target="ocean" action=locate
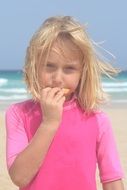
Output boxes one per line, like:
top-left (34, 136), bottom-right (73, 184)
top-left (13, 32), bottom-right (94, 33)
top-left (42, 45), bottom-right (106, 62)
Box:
top-left (0, 70), bottom-right (127, 110)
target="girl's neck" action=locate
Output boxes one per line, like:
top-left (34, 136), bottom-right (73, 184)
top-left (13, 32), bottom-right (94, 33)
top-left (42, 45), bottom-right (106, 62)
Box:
top-left (63, 93), bottom-right (77, 111)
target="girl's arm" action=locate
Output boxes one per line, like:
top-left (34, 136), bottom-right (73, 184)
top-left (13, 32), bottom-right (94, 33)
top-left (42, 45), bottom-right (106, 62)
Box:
top-left (9, 121), bottom-right (58, 188)
top-left (103, 179), bottom-right (124, 190)
top-left (7, 87), bottom-right (65, 188)
top-left (96, 112), bottom-right (124, 189)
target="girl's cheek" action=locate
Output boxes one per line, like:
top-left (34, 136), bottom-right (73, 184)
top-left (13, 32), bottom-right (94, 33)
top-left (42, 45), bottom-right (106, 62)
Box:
top-left (43, 75), bottom-right (52, 86)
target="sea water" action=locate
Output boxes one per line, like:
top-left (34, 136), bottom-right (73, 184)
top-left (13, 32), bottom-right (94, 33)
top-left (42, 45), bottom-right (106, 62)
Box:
top-left (0, 70), bottom-right (127, 109)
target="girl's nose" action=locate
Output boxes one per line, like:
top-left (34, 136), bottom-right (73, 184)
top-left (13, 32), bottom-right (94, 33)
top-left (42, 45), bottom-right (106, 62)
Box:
top-left (51, 70), bottom-right (63, 86)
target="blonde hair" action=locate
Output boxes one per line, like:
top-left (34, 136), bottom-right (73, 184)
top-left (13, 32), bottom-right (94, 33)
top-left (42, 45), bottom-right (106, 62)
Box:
top-left (24, 16), bottom-right (118, 113)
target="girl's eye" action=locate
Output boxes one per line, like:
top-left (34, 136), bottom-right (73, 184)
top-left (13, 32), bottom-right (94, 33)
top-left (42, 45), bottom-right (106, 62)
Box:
top-left (47, 64), bottom-right (54, 68)
top-left (64, 67), bottom-right (76, 73)
top-left (45, 64), bottom-right (56, 71)
top-left (67, 67), bottom-right (74, 69)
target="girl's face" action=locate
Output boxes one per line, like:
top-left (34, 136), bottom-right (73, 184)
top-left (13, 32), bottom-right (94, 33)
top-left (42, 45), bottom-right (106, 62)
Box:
top-left (39, 39), bottom-right (83, 100)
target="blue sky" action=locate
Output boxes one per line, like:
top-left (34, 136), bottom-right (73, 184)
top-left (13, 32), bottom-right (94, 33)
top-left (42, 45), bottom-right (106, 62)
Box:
top-left (0, 0), bottom-right (127, 70)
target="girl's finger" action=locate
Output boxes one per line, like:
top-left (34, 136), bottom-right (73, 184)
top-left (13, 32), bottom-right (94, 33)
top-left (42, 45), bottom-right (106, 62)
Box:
top-left (57, 95), bottom-right (66, 106)
top-left (40, 87), bottom-right (51, 99)
top-left (46, 87), bottom-right (61, 99)
top-left (53, 90), bottom-right (65, 102)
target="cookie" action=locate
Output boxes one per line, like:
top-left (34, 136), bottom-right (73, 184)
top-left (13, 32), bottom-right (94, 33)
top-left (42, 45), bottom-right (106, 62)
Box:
top-left (62, 88), bottom-right (70, 95)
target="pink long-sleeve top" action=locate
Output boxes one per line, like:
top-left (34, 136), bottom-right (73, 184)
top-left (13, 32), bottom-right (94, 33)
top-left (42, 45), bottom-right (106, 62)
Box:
top-left (5, 97), bottom-right (124, 190)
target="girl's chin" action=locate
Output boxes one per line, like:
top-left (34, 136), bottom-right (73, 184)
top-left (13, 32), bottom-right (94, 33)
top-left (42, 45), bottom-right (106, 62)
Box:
top-left (64, 93), bottom-right (74, 101)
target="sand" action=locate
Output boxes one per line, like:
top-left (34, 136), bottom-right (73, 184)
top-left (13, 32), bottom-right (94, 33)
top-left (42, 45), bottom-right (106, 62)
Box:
top-left (0, 104), bottom-right (127, 190)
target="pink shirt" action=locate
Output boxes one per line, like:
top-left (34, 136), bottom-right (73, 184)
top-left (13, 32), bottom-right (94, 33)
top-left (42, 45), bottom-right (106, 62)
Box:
top-left (5, 97), bottom-right (124, 190)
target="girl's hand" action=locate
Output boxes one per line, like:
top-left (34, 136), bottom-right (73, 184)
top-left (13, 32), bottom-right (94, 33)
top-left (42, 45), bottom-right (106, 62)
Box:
top-left (40, 87), bottom-right (66, 126)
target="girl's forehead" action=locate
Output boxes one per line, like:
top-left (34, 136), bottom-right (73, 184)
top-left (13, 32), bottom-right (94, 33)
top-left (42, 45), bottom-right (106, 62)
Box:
top-left (49, 39), bottom-right (83, 62)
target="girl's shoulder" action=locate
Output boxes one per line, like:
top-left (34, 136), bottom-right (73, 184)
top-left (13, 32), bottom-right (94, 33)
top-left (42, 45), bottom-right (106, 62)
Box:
top-left (84, 109), bottom-right (111, 123)
top-left (94, 109), bottom-right (110, 121)
top-left (6, 99), bottom-right (40, 116)
top-left (93, 110), bottom-right (112, 139)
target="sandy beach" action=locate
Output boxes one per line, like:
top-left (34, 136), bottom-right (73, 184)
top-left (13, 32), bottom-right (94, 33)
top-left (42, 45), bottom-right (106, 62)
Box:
top-left (0, 103), bottom-right (127, 190)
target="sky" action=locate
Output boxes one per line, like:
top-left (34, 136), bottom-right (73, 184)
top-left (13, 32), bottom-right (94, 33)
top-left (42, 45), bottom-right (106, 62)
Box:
top-left (0, 0), bottom-right (127, 70)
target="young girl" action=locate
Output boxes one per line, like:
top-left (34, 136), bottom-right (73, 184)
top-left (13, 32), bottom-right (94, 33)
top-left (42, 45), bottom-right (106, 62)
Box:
top-left (5, 16), bottom-right (124, 190)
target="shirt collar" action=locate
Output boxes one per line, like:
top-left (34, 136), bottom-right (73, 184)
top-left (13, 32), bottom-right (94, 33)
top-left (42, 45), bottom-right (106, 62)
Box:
top-left (63, 94), bottom-right (78, 111)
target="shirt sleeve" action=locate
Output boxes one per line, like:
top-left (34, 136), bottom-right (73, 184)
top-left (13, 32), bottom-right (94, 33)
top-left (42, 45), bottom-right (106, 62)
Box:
top-left (96, 112), bottom-right (124, 183)
top-left (5, 104), bottom-right (28, 169)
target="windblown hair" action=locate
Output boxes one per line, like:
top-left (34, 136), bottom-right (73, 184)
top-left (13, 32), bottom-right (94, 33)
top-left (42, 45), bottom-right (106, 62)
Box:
top-left (24, 16), bottom-right (118, 113)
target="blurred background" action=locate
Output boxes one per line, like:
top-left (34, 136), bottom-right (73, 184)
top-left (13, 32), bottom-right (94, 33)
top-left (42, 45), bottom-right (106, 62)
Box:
top-left (0, 0), bottom-right (127, 189)
top-left (0, 0), bottom-right (127, 108)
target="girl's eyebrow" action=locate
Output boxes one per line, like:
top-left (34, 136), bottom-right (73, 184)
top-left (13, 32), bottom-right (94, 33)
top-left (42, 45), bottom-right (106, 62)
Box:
top-left (47, 61), bottom-right (57, 65)
top-left (47, 61), bottom-right (80, 67)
